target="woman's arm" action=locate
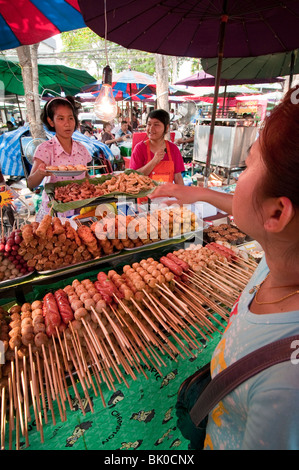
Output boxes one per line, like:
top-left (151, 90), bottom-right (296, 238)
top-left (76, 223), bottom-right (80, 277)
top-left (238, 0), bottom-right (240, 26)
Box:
top-left (27, 158), bottom-right (50, 189)
top-left (150, 183), bottom-right (233, 214)
top-left (174, 172), bottom-right (184, 185)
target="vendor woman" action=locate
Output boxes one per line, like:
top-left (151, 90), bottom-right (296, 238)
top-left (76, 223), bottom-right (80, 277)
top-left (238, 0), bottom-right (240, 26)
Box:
top-left (129, 109), bottom-right (185, 185)
top-left (27, 96), bottom-right (92, 222)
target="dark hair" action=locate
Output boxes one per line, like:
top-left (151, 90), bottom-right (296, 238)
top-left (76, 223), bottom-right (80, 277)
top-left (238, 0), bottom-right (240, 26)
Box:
top-left (146, 109), bottom-right (170, 134)
top-left (259, 85), bottom-right (299, 208)
top-left (103, 121), bottom-right (111, 130)
top-left (41, 96), bottom-right (81, 131)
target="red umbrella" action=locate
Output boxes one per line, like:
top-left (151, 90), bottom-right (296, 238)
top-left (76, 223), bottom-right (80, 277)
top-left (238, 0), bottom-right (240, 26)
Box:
top-left (0, 0), bottom-right (85, 51)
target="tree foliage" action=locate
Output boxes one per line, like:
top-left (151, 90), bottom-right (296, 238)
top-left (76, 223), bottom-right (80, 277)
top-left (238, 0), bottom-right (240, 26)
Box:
top-left (60, 28), bottom-right (193, 80)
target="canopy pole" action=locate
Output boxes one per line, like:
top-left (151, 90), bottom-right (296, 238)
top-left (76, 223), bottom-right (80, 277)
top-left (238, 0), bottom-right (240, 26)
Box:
top-left (204, 9), bottom-right (228, 187)
top-left (289, 50), bottom-right (295, 90)
top-left (15, 94), bottom-right (22, 119)
top-left (222, 82), bottom-right (227, 117)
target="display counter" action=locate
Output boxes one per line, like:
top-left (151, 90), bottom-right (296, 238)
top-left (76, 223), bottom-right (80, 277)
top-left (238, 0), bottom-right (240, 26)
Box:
top-left (0, 208), bottom-right (258, 452)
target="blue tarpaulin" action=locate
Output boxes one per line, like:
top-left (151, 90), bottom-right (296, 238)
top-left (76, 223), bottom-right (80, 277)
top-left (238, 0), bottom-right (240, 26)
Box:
top-left (0, 124), bottom-right (113, 176)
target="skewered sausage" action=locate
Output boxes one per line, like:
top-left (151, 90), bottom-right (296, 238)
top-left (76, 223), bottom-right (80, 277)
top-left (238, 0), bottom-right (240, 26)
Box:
top-left (43, 292), bottom-right (61, 337)
top-left (166, 252), bottom-right (190, 272)
top-left (160, 256), bottom-right (183, 276)
top-left (54, 289), bottom-right (74, 324)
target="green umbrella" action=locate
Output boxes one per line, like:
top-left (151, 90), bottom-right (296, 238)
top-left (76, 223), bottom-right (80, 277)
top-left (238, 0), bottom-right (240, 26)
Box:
top-left (201, 51), bottom-right (298, 89)
top-left (0, 57), bottom-right (96, 96)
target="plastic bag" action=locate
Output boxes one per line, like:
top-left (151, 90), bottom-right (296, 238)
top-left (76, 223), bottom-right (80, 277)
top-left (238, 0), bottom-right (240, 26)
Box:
top-left (110, 143), bottom-right (121, 158)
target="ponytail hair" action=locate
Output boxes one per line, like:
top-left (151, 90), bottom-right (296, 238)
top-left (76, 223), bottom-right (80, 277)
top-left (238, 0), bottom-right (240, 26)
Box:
top-left (259, 85), bottom-right (299, 209)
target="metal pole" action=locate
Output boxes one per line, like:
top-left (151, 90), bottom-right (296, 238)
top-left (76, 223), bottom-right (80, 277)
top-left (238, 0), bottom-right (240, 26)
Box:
top-left (289, 50), bottom-right (295, 90)
top-left (204, 8), bottom-right (228, 187)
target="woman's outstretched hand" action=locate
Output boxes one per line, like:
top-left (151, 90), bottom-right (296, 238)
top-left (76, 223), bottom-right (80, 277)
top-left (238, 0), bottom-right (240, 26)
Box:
top-left (149, 183), bottom-right (204, 206)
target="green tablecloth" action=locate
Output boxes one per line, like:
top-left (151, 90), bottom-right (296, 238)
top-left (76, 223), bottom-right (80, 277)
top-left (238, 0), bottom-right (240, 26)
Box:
top-left (5, 329), bottom-right (222, 451)
top-left (2, 249), bottom-right (225, 451)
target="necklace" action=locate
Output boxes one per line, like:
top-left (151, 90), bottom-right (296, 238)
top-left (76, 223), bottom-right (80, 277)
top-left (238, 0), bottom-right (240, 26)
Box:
top-left (249, 273), bottom-right (299, 305)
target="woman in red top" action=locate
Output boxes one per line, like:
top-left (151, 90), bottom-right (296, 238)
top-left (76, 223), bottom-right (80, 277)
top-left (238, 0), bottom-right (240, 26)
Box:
top-left (129, 109), bottom-right (185, 185)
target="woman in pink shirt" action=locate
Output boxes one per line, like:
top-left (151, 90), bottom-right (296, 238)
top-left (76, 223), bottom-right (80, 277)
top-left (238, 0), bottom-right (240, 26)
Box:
top-left (129, 109), bottom-right (185, 185)
top-left (27, 96), bottom-right (92, 221)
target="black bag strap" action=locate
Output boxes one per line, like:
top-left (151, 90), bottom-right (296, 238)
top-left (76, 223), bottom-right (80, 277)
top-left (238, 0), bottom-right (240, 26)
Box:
top-left (190, 335), bottom-right (299, 427)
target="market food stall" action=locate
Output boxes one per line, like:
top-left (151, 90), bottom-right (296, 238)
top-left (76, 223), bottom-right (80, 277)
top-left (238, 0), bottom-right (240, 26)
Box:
top-left (0, 169), bottom-right (260, 451)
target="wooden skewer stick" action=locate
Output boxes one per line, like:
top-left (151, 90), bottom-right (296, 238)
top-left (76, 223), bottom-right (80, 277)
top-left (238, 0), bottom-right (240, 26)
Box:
top-left (141, 291), bottom-right (193, 356)
top-left (90, 307), bottom-right (122, 365)
top-left (28, 347), bottom-right (45, 440)
top-left (44, 365), bottom-right (56, 426)
top-left (20, 371), bottom-right (29, 448)
top-left (232, 254), bottom-right (257, 270)
top-left (145, 291), bottom-right (200, 354)
top-left (158, 283), bottom-right (189, 313)
top-left (141, 297), bottom-right (182, 359)
top-left (51, 336), bottom-right (68, 416)
top-left (81, 319), bottom-right (116, 391)
top-left (89, 362), bottom-right (106, 407)
top-left (21, 370), bottom-right (29, 447)
top-left (115, 296), bottom-right (160, 346)
top-left (21, 355), bottom-right (31, 423)
top-left (97, 308), bottom-right (138, 379)
top-left (48, 346), bottom-right (65, 422)
top-left (70, 335), bottom-right (89, 391)
top-left (82, 332), bottom-right (113, 392)
top-left (1, 386), bottom-right (6, 450)
top-left (54, 327), bottom-right (75, 412)
top-left (177, 291), bottom-right (224, 334)
top-left (109, 306), bottom-right (149, 379)
top-left (204, 266), bottom-right (244, 291)
top-left (216, 260), bottom-right (251, 283)
top-left (28, 344), bottom-right (44, 431)
top-left (29, 379), bottom-right (44, 443)
top-left (68, 324), bottom-right (87, 384)
top-left (199, 270), bottom-right (237, 296)
top-left (35, 352), bottom-right (48, 423)
top-left (15, 402), bottom-right (20, 450)
top-left (101, 307), bottom-right (131, 350)
top-left (55, 332), bottom-right (84, 414)
top-left (175, 279), bottom-right (230, 321)
top-left (67, 346), bottom-right (94, 413)
top-left (41, 344), bottom-right (55, 401)
top-left (115, 308), bottom-right (160, 373)
top-left (14, 353), bottom-right (25, 438)
top-left (189, 272), bottom-right (235, 308)
top-left (8, 376), bottom-right (13, 450)
top-left (97, 334), bottom-right (130, 388)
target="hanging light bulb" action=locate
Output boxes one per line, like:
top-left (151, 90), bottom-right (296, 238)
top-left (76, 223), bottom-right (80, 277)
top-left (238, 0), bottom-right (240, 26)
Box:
top-left (94, 65), bottom-right (118, 122)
